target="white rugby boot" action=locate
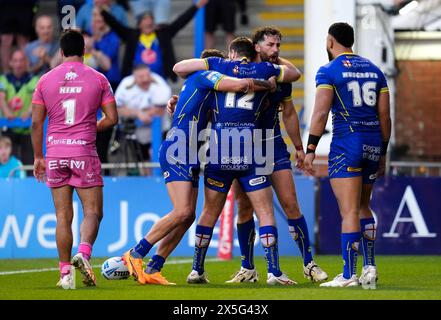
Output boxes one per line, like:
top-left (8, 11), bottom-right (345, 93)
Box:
top-left (187, 270), bottom-right (210, 284)
top-left (267, 273), bottom-right (297, 285)
top-left (56, 272), bottom-right (75, 290)
top-left (225, 267), bottom-right (259, 283)
top-left (303, 260), bottom-right (328, 282)
top-left (320, 273), bottom-right (359, 288)
top-left (359, 265), bottom-right (378, 290)
top-left (71, 253), bottom-right (96, 286)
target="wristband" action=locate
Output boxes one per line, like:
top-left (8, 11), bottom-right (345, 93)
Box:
top-left (295, 145), bottom-right (303, 151)
top-left (306, 134), bottom-right (321, 154)
top-left (381, 140), bottom-right (389, 156)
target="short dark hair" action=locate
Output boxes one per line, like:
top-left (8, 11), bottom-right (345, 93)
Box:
top-left (252, 26), bottom-right (282, 44)
top-left (133, 64), bottom-right (150, 72)
top-left (229, 37), bottom-right (256, 60)
top-left (328, 22), bottom-right (354, 48)
top-left (60, 29), bottom-right (84, 57)
top-left (200, 49), bottom-right (226, 59)
top-left (137, 11), bottom-right (154, 26)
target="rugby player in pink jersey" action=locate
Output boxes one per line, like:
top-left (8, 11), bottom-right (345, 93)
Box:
top-left (31, 30), bottom-right (118, 289)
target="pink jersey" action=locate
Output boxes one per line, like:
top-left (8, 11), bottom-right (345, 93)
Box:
top-left (32, 61), bottom-right (115, 158)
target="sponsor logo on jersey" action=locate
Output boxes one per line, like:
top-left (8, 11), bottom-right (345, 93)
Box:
top-left (206, 71), bottom-right (221, 83)
top-left (233, 65), bottom-right (239, 75)
top-left (347, 167), bottom-right (362, 172)
top-left (207, 177), bottom-right (224, 188)
top-left (249, 176), bottom-right (267, 186)
top-left (369, 173), bottom-right (377, 180)
top-left (65, 71), bottom-right (78, 81)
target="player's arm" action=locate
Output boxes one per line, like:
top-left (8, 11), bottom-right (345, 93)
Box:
top-left (377, 90), bottom-right (391, 177)
top-left (303, 87), bottom-right (334, 175)
top-left (173, 58), bottom-right (207, 78)
top-left (97, 101), bottom-right (118, 132)
top-left (281, 99), bottom-right (304, 168)
top-left (216, 76), bottom-right (276, 93)
top-left (277, 57), bottom-right (302, 83)
top-left (31, 103), bottom-right (47, 182)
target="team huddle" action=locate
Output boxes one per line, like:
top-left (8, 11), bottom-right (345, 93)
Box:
top-left (31, 22), bottom-right (390, 290)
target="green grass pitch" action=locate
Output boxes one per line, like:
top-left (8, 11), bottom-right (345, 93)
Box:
top-left (0, 256), bottom-right (440, 300)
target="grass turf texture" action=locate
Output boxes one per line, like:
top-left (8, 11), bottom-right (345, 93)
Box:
top-left (0, 256), bottom-right (440, 300)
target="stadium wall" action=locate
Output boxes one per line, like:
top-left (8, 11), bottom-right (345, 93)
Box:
top-left (0, 176), bottom-right (316, 259)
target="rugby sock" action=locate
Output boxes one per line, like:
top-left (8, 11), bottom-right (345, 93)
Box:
top-left (259, 225), bottom-right (282, 277)
top-left (192, 225), bottom-right (213, 275)
top-left (59, 261), bottom-right (71, 276)
top-left (131, 238), bottom-right (153, 259)
top-left (360, 218), bottom-right (376, 267)
top-left (288, 216), bottom-right (313, 266)
top-left (341, 232), bottom-right (361, 279)
top-left (146, 255), bottom-right (165, 274)
top-left (237, 218), bottom-right (256, 270)
top-left (78, 242), bottom-right (92, 261)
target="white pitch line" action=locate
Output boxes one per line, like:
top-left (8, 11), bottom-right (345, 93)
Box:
top-left (0, 258), bottom-right (222, 276)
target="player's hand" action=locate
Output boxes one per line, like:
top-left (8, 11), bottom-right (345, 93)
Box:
top-left (268, 76), bottom-right (277, 93)
top-left (294, 148), bottom-right (305, 170)
top-left (33, 158), bottom-right (46, 183)
top-left (196, 0), bottom-right (209, 9)
top-left (303, 152), bottom-right (315, 176)
top-left (376, 155), bottom-right (386, 178)
top-left (167, 95), bottom-right (178, 115)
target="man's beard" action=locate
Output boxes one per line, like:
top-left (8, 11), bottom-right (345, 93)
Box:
top-left (260, 52), bottom-right (278, 63)
top-left (327, 48), bottom-right (334, 62)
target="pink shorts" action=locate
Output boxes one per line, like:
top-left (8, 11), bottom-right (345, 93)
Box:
top-left (45, 156), bottom-right (103, 188)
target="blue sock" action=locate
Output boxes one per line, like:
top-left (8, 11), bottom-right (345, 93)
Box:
top-left (131, 238), bottom-right (152, 258)
top-left (192, 225), bottom-right (213, 275)
top-left (360, 218), bottom-right (376, 267)
top-left (288, 216), bottom-right (313, 266)
top-left (237, 218), bottom-right (256, 270)
top-left (341, 232), bottom-right (361, 279)
top-left (146, 255), bottom-right (165, 274)
top-left (259, 225), bottom-right (282, 277)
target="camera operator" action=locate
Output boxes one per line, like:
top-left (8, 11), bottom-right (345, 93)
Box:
top-left (114, 64), bottom-right (171, 174)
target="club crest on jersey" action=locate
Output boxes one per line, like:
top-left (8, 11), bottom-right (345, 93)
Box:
top-left (342, 60), bottom-right (352, 68)
top-left (260, 233), bottom-right (276, 248)
top-left (65, 71), bottom-right (78, 80)
top-left (233, 65), bottom-right (240, 75)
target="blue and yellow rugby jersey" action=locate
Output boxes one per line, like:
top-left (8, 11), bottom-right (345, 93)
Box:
top-left (260, 82), bottom-right (293, 139)
top-left (169, 70), bottom-right (225, 139)
top-left (204, 57), bottom-right (283, 128)
top-left (315, 53), bottom-right (389, 136)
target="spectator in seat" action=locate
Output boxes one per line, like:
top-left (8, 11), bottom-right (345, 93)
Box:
top-left (114, 64), bottom-right (171, 173)
top-left (0, 0), bottom-right (36, 73)
top-left (0, 136), bottom-right (26, 178)
top-left (24, 15), bottom-right (59, 76)
top-left (0, 50), bottom-right (39, 165)
top-left (77, 0), bottom-right (128, 34)
top-left (128, 0), bottom-right (171, 24)
top-left (99, 0), bottom-right (209, 81)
